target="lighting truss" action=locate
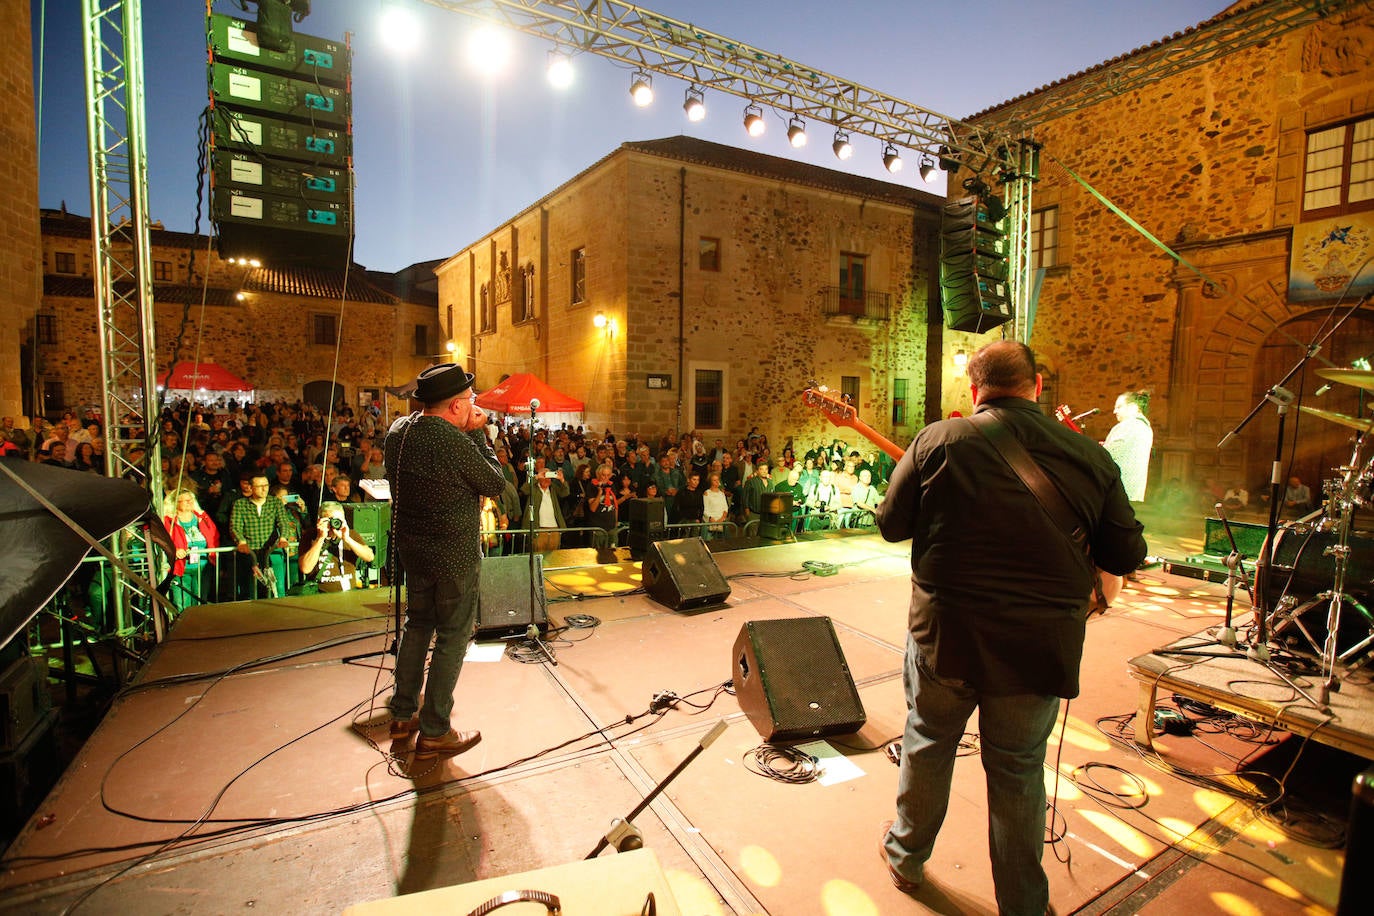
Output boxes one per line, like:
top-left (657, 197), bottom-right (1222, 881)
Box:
top-left (418, 0), bottom-right (1012, 167)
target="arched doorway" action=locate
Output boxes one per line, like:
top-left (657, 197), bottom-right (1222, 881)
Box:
top-left (303, 380), bottom-right (345, 415)
top-left (1246, 313), bottom-right (1374, 499)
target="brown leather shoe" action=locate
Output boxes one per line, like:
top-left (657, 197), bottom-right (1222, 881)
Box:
top-left (879, 820), bottom-right (922, 895)
top-left (389, 716), bottom-right (420, 739)
top-left (414, 728), bottom-right (482, 760)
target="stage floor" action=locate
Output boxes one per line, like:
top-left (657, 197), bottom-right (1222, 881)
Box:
top-left (0, 533), bottom-right (1357, 914)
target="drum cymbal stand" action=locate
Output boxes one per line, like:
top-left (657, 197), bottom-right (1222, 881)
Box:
top-left (1268, 450), bottom-right (1368, 710)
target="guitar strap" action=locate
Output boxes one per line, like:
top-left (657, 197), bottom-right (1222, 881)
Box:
top-left (967, 410), bottom-right (1109, 612)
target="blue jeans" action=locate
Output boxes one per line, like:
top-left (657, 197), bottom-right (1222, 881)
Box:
top-left (885, 633), bottom-right (1060, 916)
top-left (388, 563), bottom-right (481, 738)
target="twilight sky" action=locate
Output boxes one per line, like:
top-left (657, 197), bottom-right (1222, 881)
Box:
top-left (32, 0), bottom-right (1226, 273)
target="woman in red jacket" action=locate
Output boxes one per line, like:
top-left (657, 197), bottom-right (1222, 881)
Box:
top-left (162, 488), bottom-right (220, 611)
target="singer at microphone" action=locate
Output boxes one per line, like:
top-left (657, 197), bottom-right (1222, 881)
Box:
top-left (1102, 389), bottom-right (1153, 503)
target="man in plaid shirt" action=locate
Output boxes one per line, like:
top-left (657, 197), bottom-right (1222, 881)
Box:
top-left (230, 475), bottom-right (291, 598)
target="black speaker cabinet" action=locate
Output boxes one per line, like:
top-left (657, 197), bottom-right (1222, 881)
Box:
top-left (627, 498), bottom-right (667, 559)
top-left (641, 537), bottom-right (730, 611)
top-left (477, 554), bottom-right (548, 636)
top-left (345, 502), bottom-right (391, 584)
top-left (758, 491), bottom-right (794, 540)
top-left (732, 616), bottom-right (867, 742)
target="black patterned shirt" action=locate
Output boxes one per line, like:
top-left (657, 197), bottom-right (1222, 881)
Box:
top-left (384, 414), bottom-right (506, 580)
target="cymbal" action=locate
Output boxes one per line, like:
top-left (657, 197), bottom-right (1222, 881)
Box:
top-left (1315, 367), bottom-right (1374, 393)
top-left (1298, 405), bottom-right (1374, 432)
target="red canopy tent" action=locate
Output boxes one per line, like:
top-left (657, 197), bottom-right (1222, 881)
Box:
top-left (476, 373), bottom-right (584, 418)
top-left (156, 362), bottom-right (254, 402)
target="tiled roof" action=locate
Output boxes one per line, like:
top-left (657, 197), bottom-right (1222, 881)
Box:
top-left (44, 276), bottom-right (238, 306)
top-left (246, 266), bottom-right (405, 305)
top-left (622, 136), bottom-right (943, 208)
top-left (41, 211), bottom-right (428, 306)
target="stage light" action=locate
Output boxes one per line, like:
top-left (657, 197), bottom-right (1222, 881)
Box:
top-left (984, 195), bottom-right (1007, 223)
top-left (379, 5), bottom-right (420, 55)
top-left (938, 145), bottom-right (961, 175)
top-left (445, 340), bottom-right (457, 353)
top-left (743, 103), bottom-right (765, 138)
top-left (832, 130), bottom-right (852, 161)
top-left (248, 258), bottom-right (261, 268)
top-left (466, 25), bottom-right (512, 77)
top-left (683, 87), bottom-right (705, 122)
top-left (546, 50), bottom-right (574, 89)
top-left (919, 154), bottom-right (937, 183)
top-left (235, 291), bottom-right (247, 302)
top-left (630, 70), bottom-right (653, 107)
top-left (593, 311), bottom-right (607, 329)
top-left (953, 349), bottom-right (968, 368)
top-left (882, 143), bottom-right (903, 173)
top-left (787, 117), bottom-right (807, 148)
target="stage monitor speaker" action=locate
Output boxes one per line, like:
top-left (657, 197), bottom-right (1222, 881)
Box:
top-left (641, 538), bottom-right (730, 612)
top-left (477, 554), bottom-right (548, 636)
top-left (345, 502), bottom-right (390, 585)
top-left (758, 491), bottom-right (794, 540)
top-left (627, 497), bottom-right (667, 559)
top-left (732, 616), bottom-right (867, 742)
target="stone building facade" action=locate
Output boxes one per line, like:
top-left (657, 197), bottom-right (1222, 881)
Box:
top-left (1, 0), bottom-right (41, 420)
top-left (972, 2), bottom-right (1374, 496)
top-left (35, 210), bottom-right (440, 418)
top-left (438, 136), bottom-right (945, 452)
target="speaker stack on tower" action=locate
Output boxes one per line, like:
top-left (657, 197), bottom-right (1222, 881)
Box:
top-left (641, 538), bottom-right (731, 611)
top-left (731, 616), bottom-right (867, 742)
top-left (476, 554), bottom-right (548, 637)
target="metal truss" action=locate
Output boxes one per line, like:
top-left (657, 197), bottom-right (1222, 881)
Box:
top-left (81, 0), bottom-right (163, 641)
top-left (419, 0), bottom-right (1016, 170)
top-left (973, 0), bottom-right (1369, 132)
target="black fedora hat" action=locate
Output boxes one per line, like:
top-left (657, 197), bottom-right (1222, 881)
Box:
top-left (413, 363), bottom-right (475, 405)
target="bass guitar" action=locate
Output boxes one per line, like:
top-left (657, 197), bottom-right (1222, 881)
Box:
top-left (802, 386), bottom-right (1122, 612)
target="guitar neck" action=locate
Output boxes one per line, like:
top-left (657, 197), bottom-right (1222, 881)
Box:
top-left (849, 419), bottom-right (906, 464)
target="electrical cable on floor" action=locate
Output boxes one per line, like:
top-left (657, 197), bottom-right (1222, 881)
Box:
top-left (744, 744), bottom-right (819, 784)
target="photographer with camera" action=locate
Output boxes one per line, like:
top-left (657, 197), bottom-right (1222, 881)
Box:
top-left (298, 501), bottom-right (375, 592)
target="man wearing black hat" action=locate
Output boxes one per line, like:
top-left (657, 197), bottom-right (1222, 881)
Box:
top-left (384, 363), bottom-right (507, 760)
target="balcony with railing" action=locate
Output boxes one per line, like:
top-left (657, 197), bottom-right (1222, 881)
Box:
top-left (820, 287), bottom-right (891, 321)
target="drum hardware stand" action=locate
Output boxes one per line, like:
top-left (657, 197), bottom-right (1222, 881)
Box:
top-left (1159, 503), bottom-right (1254, 657)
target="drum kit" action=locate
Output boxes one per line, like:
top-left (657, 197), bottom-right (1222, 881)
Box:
top-left (1254, 365), bottom-right (1374, 704)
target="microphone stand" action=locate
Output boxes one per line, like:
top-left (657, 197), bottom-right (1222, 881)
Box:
top-left (526, 399), bottom-right (546, 651)
top-left (586, 719), bottom-right (728, 858)
top-left (1204, 288), bottom-right (1373, 711)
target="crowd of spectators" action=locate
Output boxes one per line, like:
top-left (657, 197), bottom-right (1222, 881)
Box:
top-left (3, 400), bottom-right (896, 611)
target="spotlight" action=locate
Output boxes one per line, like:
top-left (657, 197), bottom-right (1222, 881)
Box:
top-left (466, 24), bottom-right (512, 77)
top-left (630, 70), bottom-right (653, 107)
top-left (787, 116), bottom-right (807, 148)
top-left (882, 143), bottom-right (903, 173)
top-left (546, 50), bottom-right (574, 89)
top-left (743, 103), bottom-right (765, 137)
top-left (832, 130), bottom-right (852, 161)
top-left (919, 154), bottom-right (937, 183)
top-left (683, 87), bottom-right (705, 122)
top-left (593, 311), bottom-right (607, 329)
top-left (938, 145), bottom-right (961, 175)
top-left (379, 5), bottom-right (421, 55)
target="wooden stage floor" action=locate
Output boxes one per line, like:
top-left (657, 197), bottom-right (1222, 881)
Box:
top-left (0, 533), bottom-right (1360, 914)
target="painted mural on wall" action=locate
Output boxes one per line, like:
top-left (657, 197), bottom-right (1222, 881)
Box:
top-left (1289, 213), bottom-right (1374, 302)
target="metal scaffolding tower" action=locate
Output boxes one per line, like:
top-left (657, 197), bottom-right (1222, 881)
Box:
top-left (81, 0), bottom-right (163, 647)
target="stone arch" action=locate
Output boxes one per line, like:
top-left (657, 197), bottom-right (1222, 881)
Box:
top-left (303, 380), bottom-right (345, 414)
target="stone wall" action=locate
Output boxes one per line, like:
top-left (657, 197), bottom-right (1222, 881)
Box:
top-left (987, 6), bottom-right (1374, 492)
top-left (439, 143), bottom-right (941, 451)
top-left (0, 0), bottom-right (40, 420)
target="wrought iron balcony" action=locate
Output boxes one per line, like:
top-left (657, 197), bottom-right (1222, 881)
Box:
top-left (821, 287), bottom-right (891, 321)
